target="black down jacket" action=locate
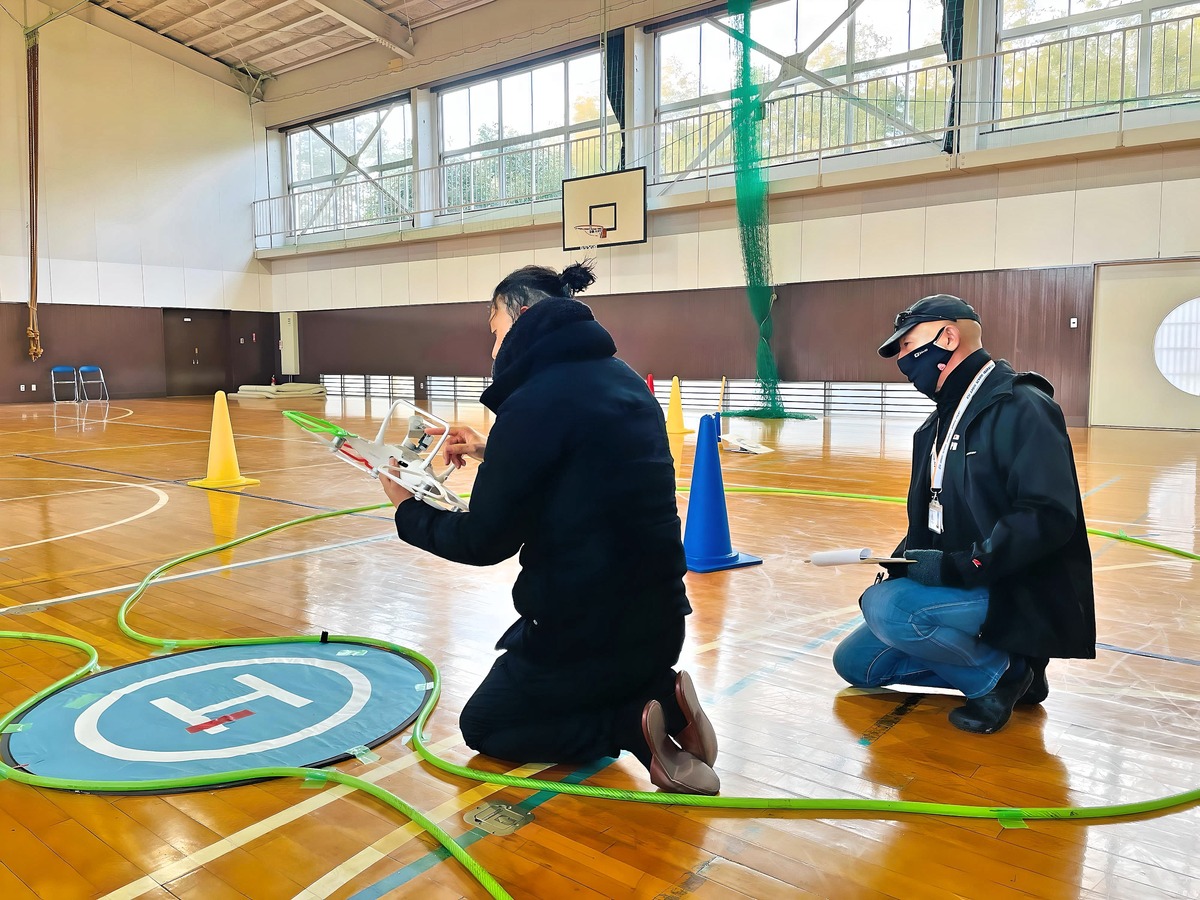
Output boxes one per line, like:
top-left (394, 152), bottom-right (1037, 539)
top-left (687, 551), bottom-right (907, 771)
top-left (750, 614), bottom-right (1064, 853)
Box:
top-left (394, 298), bottom-right (691, 663)
top-left (898, 358), bottom-right (1096, 659)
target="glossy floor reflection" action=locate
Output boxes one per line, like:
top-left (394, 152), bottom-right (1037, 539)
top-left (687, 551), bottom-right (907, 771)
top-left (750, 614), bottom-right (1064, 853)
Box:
top-left (0, 396), bottom-right (1196, 899)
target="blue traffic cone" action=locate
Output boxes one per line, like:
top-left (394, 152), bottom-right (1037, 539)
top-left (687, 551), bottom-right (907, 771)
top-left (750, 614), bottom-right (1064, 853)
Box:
top-left (683, 414), bottom-right (763, 573)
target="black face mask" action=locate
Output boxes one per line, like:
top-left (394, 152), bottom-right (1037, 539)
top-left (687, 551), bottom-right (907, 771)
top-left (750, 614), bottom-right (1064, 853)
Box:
top-left (897, 327), bottom-right (952, 399)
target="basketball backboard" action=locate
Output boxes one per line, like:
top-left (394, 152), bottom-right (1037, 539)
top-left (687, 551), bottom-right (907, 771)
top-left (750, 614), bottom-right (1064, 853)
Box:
top-left (561, 167), bottom-right (647, 251)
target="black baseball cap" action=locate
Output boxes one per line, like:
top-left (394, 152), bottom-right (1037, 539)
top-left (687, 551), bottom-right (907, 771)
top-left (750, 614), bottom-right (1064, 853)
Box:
top-left (878, 294), bottom-right (980, 358)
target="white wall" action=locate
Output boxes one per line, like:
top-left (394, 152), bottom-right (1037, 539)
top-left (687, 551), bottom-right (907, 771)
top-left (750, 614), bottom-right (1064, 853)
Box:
top-left (0, 4), bottom-right (267, 311)
top-left (264, 146), bottom-right (1200, 311)
top-left (3, 1), bottom-right (1199, 318)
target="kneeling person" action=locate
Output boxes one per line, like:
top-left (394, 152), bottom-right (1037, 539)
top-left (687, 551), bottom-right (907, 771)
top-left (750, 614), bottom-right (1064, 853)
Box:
top-left (832, 294), bottom-right (1096, 734)
top-left (380, 262), bottom-right (719, 793)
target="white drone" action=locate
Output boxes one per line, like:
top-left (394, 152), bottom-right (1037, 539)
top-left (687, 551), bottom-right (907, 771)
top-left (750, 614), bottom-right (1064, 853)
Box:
top-left (284, 399), bottom-right (469, 512)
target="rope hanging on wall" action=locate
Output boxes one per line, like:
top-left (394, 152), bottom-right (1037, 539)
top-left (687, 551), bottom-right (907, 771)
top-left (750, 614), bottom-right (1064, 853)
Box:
top-left (725, 0), bottom-right (810, 420)
top-left (26, 31), bottom-right (43, 361)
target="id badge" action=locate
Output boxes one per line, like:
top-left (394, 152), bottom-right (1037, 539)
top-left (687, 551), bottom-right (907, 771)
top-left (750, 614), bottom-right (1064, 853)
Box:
top-left (928, 497), bottom-right (944, 534)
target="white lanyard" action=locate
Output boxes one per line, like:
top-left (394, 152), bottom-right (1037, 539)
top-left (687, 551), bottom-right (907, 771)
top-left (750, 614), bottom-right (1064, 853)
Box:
top-left (927, 361), bottom-right (994, 534)
top-left (930, 360), bottom-right (995, 496)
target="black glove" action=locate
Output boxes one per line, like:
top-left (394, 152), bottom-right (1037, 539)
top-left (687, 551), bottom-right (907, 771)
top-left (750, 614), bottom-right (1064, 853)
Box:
top-left (902, 549), bottom-right (967, 587)
top-left (903, 549), bottom-right (945, 587)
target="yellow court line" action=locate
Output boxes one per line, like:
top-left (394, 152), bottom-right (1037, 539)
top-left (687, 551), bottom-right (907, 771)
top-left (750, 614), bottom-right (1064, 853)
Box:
top-left (299, 761), bottom-right (552, 899)
top-left (97, 734), bottom-right (464, 900)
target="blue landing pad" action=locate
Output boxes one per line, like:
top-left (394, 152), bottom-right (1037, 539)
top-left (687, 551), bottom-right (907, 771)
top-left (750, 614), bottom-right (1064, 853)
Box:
top-left (2, 641), bottom-right (432, 788)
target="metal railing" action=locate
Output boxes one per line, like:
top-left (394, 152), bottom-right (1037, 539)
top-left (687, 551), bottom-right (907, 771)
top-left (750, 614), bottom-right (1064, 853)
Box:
top-left (255, 12), bottom-right (1199, 246)
top-left (994, 14), bottom-right (1198, 125)
top-left (653, 378), bottom-right (934, 419)
top-left (319, 374), bottom-right (933, 419)
top-left (319, 374), bottom-right (416, 400)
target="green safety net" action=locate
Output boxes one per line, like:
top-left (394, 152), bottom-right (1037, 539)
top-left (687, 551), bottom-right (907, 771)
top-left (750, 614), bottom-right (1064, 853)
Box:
top-left (726, 0), bottom-right (813, 421)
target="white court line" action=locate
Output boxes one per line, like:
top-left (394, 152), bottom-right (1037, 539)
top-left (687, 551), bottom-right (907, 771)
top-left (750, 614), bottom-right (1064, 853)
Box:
top-left (0, 478), bottom-right (169, 553)
top-left (0, 408), bottom-right (136, 438)
top-left (97, 734), bottom-right (463, 900)
top-left (20, 440), bottom-right (208, 456)
top-left (1094, 561), bottom-right (1181, 573)
top-left (299, 761), bottom-right (552, 900)
top-left (0, 406), bottom-right (136, 427)
top-left (0, 484), bottom-right (148, 504)
top-left (0, 532), bottom-right (395, 615)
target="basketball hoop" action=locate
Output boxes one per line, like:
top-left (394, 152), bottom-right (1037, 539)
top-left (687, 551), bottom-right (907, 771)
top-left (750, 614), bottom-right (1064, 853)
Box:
top-left (573, 224), bottom-right (607, 252)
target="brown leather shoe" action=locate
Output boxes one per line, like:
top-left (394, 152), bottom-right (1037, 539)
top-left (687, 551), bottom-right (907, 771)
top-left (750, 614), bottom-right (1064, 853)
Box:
top-left (674, 671), bottom-right (718, 766)
top-left (641, 700), bottom-right (720, 796)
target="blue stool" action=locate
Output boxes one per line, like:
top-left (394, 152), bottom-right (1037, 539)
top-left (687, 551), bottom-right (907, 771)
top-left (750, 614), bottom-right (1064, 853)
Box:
top-left (51, 366), bottom-right (79, 402)
top-left (78, 366), bottom-right (109, 401)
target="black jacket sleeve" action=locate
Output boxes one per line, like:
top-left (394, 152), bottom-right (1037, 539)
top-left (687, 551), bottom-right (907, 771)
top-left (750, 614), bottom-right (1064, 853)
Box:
top-left (393, 393), bottom-right (564, 566)
top-left (947, 388), bottom-right (1079, 586)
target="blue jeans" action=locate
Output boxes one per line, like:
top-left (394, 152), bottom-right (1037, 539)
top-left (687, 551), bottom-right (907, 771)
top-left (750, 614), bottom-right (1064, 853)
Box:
top-left (832, 577), bottom-right (1012, 699)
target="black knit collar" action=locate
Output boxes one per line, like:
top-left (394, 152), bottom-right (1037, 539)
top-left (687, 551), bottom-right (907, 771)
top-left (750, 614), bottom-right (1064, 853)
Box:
top-left (481, 298), bottom-right (616, 411)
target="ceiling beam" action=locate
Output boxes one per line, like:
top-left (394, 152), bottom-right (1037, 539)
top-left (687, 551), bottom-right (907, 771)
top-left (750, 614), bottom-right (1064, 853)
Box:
top-left (216, 9), bottom-right (329, 58)
top-left (185, 0), bottom-right (300, 49)
top-left (303, 0), bottom-right (412, 57)
top-left (130, 0), bottom-right (182, 23)
top-left (72, 2), bottom-right (258, 95)
top-left (245, 24), bottom-right (351, 65)
top-left (156, 0), bottom-right (263, 33)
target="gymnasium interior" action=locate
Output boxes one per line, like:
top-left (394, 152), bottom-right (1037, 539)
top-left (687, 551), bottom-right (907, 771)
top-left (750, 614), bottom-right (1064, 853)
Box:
top-left (1, 0), bottom-right (1199, 897)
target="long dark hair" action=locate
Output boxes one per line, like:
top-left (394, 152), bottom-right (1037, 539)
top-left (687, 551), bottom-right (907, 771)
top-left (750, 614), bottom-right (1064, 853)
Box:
top-left (491, 260), bottom-right (596, 319)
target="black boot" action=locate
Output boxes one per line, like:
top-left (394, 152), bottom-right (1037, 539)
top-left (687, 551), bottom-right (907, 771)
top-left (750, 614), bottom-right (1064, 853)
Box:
top-left (1018, 657), bottom-right (1049, 706)
top-left (949, 660), bottom-right (1035, 734)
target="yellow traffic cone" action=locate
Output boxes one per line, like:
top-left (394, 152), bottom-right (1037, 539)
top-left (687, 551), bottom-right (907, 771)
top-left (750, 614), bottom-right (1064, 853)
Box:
top-left (668, 429), bottom-right (685, 486)
top-left (716, 376), bottom-right (727, 439)
top-left (188, 391), bottom-right (260, 489)
top-left (205, 490), bottom-right (242, 572)
top-left (665, 377), bottom-right (694, 435)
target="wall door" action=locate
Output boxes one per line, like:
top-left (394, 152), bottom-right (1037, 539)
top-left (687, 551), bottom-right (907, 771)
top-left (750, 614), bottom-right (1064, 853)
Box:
top-left (1091, 261), bottom-right (1200, 429)
top-left (163, 309), bottom-right (230, 397)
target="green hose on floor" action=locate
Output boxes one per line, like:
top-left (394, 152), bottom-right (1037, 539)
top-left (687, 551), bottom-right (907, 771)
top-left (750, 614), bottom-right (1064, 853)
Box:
top-left (1, 490), bottom-right (1198, 899)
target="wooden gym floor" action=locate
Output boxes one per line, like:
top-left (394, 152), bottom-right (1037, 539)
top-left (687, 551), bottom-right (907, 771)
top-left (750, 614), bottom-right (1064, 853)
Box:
top-left (0, 395), bottom-right (1197, 900)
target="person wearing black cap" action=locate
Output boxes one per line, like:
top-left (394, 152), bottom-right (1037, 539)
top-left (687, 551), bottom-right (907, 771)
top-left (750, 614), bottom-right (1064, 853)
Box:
top-left (378, 261), bottom-right (720, 794)
top-left (832, 294), bottom-right (1096, 734)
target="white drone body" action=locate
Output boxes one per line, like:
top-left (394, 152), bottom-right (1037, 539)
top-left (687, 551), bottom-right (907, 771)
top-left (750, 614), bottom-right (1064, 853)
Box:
top-left (288, 400), bottom-right (468, 512)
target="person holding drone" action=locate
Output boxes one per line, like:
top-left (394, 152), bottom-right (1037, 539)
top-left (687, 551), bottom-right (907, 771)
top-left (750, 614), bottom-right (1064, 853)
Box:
top-left (380, 261), bottom-right (720, 795)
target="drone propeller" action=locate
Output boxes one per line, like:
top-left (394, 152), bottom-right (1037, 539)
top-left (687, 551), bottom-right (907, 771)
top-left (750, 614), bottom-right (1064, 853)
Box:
top-left (284, 401), bottom-right (468, 513)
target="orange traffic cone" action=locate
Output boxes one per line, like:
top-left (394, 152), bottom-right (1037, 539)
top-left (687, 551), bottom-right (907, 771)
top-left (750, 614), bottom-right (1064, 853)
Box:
top-left (188, 391), bottom-right (260, 489)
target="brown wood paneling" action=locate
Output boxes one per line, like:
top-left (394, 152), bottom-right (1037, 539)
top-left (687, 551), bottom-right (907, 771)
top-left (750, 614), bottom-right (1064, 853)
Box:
top-left (298, 288), bottom-right (760, 383)
top-left (774, 267), bottom-right (1095, 424)
top-left (586, 288), bottom-right (759, 380)
top-left (295, 267), bottom-right (1094, 424)
top-left (299, 303), bottom-right (496, 379)
top-left (0, 303), bottom-right (167, 403)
